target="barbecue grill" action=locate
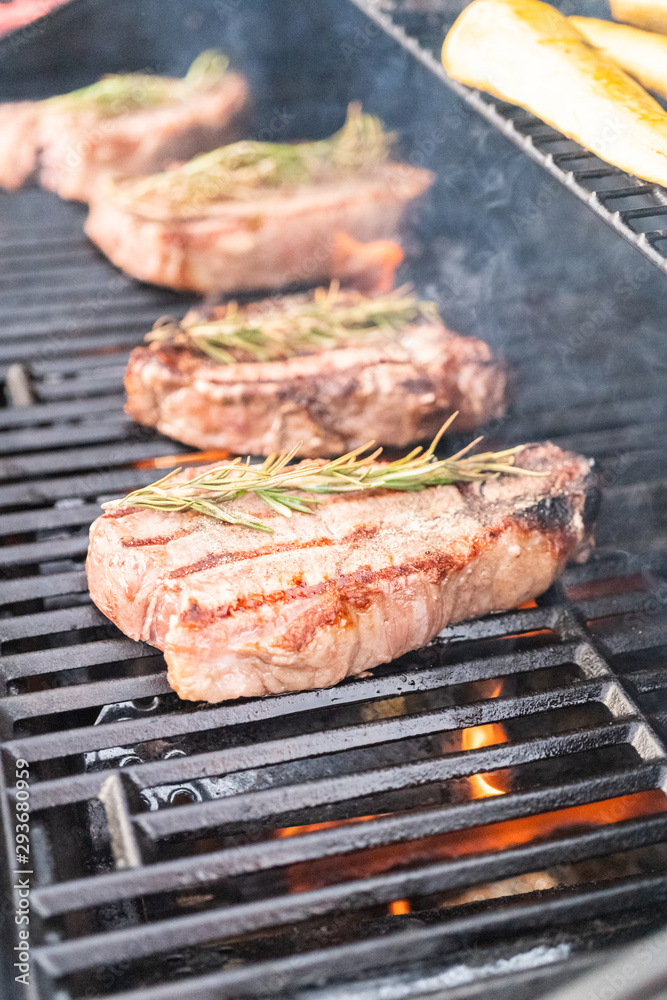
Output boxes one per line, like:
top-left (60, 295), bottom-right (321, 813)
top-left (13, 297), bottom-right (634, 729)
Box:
top-left (1, 2), bottom-right (667, 999)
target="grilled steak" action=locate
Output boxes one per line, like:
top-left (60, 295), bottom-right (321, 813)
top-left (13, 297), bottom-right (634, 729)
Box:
top-left (86, 444), bottom-right (597, 703)
top-left (84, 163), bottom-right (434, 293)
top-left (125, 297), bottom-right (508, 457)
top-left (83, 105), bottom-right (434, 293)
top-left (0, 58), bottom-right (248, 201)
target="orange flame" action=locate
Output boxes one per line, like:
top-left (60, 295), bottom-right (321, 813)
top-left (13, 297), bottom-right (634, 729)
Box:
top-left (388, 899), bottom-right (411, 915)
top-left (275, 791), bottom-right (667, 896)
top-left (332, 232), bottom-right (404, 294)
top-left (462, 682), bottom-right (507, 799)
top-left (504, 600), bottom-right (551, 640)
top-left (133, 449), bottom-right (230, 470)
top-left (276, 815), bottom-right (377, 839)
top-left (273, 645), bottom-right (667, 903)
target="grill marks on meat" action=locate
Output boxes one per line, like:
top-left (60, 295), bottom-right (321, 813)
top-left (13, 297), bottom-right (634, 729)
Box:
top-left (169, 526), bottom-right (379, 579)
top-left (125, 321), bottom-right (507, 457)
top-left (0, 74), bottom-right (248, 201)
top-left (86, 444), bottom-right (598, 704)
top-left (84, 163), bottom-right (434, 293)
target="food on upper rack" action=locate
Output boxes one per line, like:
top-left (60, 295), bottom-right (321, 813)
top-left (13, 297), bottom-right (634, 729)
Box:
top-left (569, 17), bottom-right (667, 100)
top-left (125, 284), bottom-right (507, 458)
top-left (83, 104), bottom-right (435, 293)
top-left (0, 51), bottom-right (248, 201)
top-left (442, 0), bottom-right (667, 189)
top-left (610, 0), bottom-right (667, 34)
top-left (86, 426), bottom-right (598, 703)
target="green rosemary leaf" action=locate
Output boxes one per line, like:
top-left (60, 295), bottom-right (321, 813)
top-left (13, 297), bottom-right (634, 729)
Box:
top-left (43, 49), bottom-right (228, 117)
top-left (148, 284), bottom-right (438, 365)
top-left (101, 415), bottom-right (543, 533)
top-left (181, 50), bottom-right (230, 93)
top-left (115, 102), bottom-right (393, 214)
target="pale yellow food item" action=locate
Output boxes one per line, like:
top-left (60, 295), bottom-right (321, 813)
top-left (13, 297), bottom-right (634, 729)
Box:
top-left (611, 0), bottom-right (667, 34)
top-left (442, 0), bottom-right (667, 187)
top-left (570, 16), bottom-right (667, 99)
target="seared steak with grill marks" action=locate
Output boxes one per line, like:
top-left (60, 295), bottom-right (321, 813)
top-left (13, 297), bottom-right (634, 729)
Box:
top-left (84, 163), bottom-right (434, 293)
top-left (0, 72), bottom-right (247, 201)
top-left (86, 444), bottom-right (597, 703)
top-left (125, 313), bottom-right (507, 458)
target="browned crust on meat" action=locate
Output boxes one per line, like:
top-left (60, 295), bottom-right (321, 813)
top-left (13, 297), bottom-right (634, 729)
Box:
top-left (169, 536), bottom-right (336, 578)
top-left (279, 519), bottom-right (575, 655)
top-left (103, 506), bottom-right (143, 519)
top-left (86, 443), bottom-right (598, 703)
top-left (121, 527), bottom-right (195, 547)
top-left (121, 535), bottom-right (179, 548)
top-left (123, 319), bottom-right (508, 457)
top-left (168, 525), bottom-right (378, 584)
top-left (167, 525), bottom-right (380, 579)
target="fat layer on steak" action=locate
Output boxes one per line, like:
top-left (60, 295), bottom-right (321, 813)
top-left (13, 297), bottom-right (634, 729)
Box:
top-left (0, 74), bottom-right (248, 202)
top-left (86, 444), bottom-right (598, 703)
top-left (125, 319), bottom-right (508, 457)
top-left (84, 163), bottom-right (434, 293)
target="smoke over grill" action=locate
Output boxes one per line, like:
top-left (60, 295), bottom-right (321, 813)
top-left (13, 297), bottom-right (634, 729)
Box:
top-left (1, 2), bottom-right (667, 999)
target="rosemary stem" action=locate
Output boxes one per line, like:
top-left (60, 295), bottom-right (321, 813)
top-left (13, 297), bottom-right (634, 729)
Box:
top-left (102, 419), bottom-right (542, 533)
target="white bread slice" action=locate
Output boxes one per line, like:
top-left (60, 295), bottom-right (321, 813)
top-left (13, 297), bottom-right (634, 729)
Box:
top-left (570, 16), bottom-right (667, 100)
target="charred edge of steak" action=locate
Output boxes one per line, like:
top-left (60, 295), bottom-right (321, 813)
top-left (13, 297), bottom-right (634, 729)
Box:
top-left (520, 486), bottom-right (600, 534)
top-left (123, 328), bottom-right (508, 450)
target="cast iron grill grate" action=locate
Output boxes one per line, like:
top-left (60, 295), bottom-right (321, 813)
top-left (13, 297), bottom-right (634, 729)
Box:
top-left (0, 189), bottom-right (667, 1000)
top-left (2, 0), bottom-right (667, 991)
top-left (355, 0), bottom-right (667, 279)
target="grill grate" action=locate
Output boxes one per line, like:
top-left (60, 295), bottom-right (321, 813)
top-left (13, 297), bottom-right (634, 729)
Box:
top-left (358, 0), bottom-right (667, 280)
top-left (1, 189), bottom-right (667, 1000)
top-left (1, 1), bottom-right (667, 997)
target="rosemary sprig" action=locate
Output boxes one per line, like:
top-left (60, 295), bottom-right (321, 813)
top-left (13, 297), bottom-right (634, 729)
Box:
top-left (148, 283), bottom-right (440, 364)
top-left (102, 415), bottom-right (541, 533)
top-left (180, 50), bottom-right (230, 94)
top-left (115, 103), bottom-right (393, 215)
top-left (43, 50), bottom-right (229, 117)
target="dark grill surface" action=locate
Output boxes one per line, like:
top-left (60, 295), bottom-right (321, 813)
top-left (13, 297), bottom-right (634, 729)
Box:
top-left (1, 2), bottom-right (667, 999)
top-left (1, 194), bottom-right (667, 1000)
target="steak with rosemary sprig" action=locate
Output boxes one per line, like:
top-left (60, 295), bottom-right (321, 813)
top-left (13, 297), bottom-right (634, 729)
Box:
top-left (0, 52), bottom-right (248, 202)
top-left (84, 104), bottom-right (434, 293)
top-left (86, 443), bottom-right (598, 703)
top-left (125, 286), bottom-right (507, 457)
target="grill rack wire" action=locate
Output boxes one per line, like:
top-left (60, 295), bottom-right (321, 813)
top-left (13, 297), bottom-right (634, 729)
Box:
top-left (359, 0), bottom-right (667, 280)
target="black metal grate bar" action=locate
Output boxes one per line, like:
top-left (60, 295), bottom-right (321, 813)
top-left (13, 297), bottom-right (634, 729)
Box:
top-left (1, 207), bottom-right (666, 1000)
top-left (31, 808), bottom-right (667, 921)
top-left (80, 875), bottom-right (667, 1000)
top-left (1, 639), bottom-right (575, 755)
top-left (34, 838), bottom-right (667, 976)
